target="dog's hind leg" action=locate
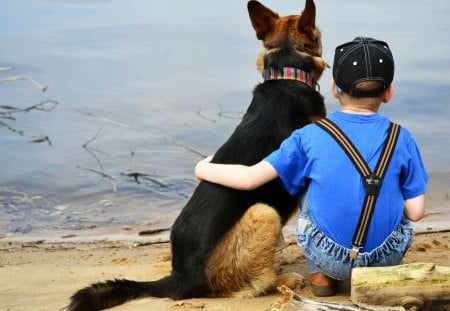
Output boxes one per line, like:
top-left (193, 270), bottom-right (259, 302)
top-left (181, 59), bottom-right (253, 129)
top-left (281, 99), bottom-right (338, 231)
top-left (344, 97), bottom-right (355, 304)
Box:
top-left (206, 203), bottom-right (301, 297)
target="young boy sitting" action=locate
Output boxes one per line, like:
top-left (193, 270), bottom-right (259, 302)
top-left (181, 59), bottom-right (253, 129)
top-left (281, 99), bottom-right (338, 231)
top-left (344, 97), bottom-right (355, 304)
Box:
top-left (195, 37), bottom-right (428, 297)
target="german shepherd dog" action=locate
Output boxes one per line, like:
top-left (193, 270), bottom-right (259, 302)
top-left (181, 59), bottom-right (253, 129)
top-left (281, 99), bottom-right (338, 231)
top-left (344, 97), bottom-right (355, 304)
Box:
top-left (69, 1), bottom-right (327, 310)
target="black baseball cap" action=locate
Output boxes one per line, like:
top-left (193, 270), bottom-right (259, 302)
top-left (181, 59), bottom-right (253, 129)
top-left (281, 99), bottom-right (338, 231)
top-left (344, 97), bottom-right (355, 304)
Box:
top-left (333, 37), bottom-right (394, 97)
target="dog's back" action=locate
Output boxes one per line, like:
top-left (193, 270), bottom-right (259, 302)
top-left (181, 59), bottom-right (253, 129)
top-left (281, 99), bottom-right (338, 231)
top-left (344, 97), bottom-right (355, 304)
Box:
top-left (69, 1), bottom-right (327, 310)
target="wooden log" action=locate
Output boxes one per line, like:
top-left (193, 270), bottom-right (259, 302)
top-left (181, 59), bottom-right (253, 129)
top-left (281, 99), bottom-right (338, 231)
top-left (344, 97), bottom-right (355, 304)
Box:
top-left (266, 285), bottom-right (406, 311)
top-left (351, 263), bottom-right (450, 309)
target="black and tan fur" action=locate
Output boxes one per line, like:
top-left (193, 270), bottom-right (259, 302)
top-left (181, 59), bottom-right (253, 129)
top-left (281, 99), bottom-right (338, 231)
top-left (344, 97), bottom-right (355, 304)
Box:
top-left (69, 1), bottom-right (327, 310)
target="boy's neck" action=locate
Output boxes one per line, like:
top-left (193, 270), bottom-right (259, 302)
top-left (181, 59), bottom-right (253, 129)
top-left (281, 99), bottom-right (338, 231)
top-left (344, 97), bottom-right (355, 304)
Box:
top-left (340, 107), bottom-right (378, 115)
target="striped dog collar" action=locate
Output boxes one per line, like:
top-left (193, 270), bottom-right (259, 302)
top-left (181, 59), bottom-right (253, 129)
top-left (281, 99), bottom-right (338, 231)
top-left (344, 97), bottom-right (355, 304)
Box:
top-left (262, 67), bottom-right (315, 88)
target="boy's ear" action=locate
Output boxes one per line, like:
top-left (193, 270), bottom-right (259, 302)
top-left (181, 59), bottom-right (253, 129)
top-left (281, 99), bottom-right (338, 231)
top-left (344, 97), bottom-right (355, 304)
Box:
top-left (382, 84), bottom-right (395, 103)
top-left (330, 79), bottom-right (341, 99)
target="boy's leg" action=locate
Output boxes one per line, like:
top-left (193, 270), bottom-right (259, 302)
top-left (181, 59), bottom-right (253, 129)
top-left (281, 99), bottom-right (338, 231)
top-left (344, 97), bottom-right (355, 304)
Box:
top-left (306, 259), bottom-right (337, 297)
top-left (296, 192), bottom-right (340, 296)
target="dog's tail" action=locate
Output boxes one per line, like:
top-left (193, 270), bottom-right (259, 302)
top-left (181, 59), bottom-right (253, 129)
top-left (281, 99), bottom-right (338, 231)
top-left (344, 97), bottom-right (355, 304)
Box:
top-left (68, 275), bottom-right (180, 311)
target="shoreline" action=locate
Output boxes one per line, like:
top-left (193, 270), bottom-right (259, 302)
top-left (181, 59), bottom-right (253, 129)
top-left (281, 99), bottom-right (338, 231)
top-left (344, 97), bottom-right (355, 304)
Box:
top-left (2, 171), bottom-right (449, 244)
top-left (0, 172), bottom-right (450, 242)
top-left (1, 214), bottom-right (449, 244)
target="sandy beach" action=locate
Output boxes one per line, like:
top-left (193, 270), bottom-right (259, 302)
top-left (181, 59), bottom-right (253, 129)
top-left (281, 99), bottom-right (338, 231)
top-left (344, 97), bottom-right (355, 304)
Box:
top-left (0, 173), bottom-right (448, 311)
top-left (0, 226), bottom-right (448, 311)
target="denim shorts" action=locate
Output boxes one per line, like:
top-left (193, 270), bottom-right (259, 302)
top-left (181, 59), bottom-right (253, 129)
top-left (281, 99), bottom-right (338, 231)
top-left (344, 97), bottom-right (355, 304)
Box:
top-left (295, 197), bottom-right (414, 280)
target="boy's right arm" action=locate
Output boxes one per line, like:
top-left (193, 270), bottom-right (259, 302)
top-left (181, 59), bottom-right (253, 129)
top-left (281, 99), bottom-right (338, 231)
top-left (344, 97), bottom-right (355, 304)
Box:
top-left (195, 157), bottom-right (278, 191)
top-left (404, 194), bottom-right (426, 221)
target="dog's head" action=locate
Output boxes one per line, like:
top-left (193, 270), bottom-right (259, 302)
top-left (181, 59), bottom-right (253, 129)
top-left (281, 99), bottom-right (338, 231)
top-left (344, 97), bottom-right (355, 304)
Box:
top-left (248, 0), bottom-right (328, 83)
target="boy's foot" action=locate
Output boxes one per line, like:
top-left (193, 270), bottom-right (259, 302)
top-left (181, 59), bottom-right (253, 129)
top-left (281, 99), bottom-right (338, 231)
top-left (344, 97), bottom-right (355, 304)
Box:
top-left (308, 272), bottom-right (336, 297)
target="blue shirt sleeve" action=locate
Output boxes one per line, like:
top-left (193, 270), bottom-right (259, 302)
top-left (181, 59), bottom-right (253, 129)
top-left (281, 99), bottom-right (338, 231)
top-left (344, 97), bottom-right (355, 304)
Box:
top-left (400, 131), bottom-right (429, 199)
top-left (264, 130), bottom-right (308, 196)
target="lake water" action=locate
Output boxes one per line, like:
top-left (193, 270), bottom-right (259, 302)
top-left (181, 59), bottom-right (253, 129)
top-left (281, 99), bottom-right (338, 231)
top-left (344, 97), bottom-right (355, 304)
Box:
top-left (1, 0), bottom-right (449, 240)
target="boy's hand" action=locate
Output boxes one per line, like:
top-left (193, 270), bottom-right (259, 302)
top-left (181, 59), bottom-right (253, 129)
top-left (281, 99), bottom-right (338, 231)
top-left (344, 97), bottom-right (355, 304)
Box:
top-left (195, 155), bottom-right (214, 181)
top-left (202, 155), bottom-right (214, 164)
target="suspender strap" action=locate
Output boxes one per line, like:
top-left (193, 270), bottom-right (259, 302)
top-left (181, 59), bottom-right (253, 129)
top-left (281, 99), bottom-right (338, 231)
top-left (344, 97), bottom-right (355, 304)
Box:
top-left (316, 118), bottom-right (401, 259)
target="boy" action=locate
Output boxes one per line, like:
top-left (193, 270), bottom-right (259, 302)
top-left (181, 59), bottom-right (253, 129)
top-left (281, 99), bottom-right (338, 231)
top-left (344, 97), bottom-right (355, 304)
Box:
top-left (195, 37), bottom-right (428, 296)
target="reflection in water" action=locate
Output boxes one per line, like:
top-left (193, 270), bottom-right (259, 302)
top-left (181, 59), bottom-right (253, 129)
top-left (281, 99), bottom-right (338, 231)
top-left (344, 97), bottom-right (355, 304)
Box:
top-left (0, 1), bottom-right (449, 237)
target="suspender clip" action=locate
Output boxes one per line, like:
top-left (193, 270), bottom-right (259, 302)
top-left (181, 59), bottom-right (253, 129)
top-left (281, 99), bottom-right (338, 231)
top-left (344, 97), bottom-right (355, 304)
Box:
top-left (349, 245), bottom-right (360, 259)
top-left (363, 174), bottom-right (382, 196)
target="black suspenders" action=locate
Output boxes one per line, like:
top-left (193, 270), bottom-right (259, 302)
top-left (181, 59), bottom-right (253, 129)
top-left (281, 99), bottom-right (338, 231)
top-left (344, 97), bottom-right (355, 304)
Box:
top-left (316, 118), bottom-right (401, 259)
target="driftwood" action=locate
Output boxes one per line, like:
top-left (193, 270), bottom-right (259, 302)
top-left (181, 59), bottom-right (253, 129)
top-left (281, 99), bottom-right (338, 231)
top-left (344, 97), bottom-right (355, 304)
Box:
top-left (351, 263), bottom-right (450, 310)
top-left (267, 285), bottom-right (406, 311)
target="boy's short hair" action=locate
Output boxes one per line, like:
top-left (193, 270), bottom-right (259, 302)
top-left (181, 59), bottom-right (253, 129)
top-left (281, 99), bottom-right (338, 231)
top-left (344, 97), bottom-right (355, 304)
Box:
top-left (333, 37), bottom-right (394, 97)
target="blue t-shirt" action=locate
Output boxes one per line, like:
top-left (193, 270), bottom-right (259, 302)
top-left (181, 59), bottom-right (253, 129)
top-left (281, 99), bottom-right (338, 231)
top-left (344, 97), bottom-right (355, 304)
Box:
top-left (265, 111), bottom-right (429, 252)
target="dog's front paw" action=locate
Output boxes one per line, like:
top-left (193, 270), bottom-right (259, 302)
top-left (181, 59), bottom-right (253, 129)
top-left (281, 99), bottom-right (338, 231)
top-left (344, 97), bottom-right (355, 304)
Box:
top-left (276, 272), bottom-right (306, 291)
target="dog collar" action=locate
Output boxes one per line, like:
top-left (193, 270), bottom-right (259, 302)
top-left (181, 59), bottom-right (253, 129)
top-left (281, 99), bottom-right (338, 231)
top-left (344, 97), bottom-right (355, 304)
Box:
top-left (262, 67), bottom-right (315, 88)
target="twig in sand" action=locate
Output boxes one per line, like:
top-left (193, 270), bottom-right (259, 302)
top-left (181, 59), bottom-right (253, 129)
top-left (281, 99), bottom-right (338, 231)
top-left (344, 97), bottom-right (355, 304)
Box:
top-left (415, 229), bottom-right (450, 235)
top-left (138, 228), bottom-right (170, 236)
top-left (134, 240), bottom-right (170, 246)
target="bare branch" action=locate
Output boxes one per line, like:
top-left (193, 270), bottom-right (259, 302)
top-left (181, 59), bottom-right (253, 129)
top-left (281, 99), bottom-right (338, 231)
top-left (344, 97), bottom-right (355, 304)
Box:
top-left (82, 129), bottom-right (106, 171)
top-left (29, 135), bottom-right (52, 145)
top-left (121, 172), bottom-right (170, 187)
top-left (0, 75), bottom-right (47, 92)
top-left (0, 66), bottom-right (14, 73)
top-left (0, 120), bottom-right (24, 136)
top-left (197, 102), bottom-right (243, 122)
top-left (82, 128), bottom-right (102, 148)
top-left (24, 100), bottom-right (58, 112)
top-left (76, 165), bottom-right (118, 192)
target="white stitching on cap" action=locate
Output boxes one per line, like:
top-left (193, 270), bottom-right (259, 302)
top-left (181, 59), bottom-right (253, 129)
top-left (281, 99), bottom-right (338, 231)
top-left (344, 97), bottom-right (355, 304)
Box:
top-left (364, 44), bottom-right (371, 77)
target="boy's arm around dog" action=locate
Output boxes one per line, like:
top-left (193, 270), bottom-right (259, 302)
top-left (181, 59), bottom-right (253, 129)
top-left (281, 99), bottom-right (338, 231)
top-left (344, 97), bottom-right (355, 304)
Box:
top-left (195, 156), bottom-right (278, 191)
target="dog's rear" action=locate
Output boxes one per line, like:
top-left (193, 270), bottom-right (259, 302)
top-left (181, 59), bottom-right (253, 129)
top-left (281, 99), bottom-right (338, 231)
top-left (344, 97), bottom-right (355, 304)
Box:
top-left (69, 1), bottom-right (327, 310)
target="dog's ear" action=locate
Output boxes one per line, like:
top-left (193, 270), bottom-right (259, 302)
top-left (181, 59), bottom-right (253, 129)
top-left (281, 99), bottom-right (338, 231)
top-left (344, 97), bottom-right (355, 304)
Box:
top-left (297, 0), bottom-right (316, 37)
top-left (248, 0), bottom-right (279, 40)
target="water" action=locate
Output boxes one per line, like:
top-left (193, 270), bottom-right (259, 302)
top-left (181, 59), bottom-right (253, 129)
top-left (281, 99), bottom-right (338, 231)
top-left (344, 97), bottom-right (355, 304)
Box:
top-left (1, 0), bottom-right (449, 238)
